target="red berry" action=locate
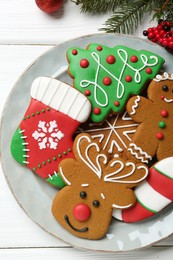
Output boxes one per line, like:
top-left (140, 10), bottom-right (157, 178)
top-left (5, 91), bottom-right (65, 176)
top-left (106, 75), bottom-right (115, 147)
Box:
top-left (160, 30), bottom-right (166, 36)
top-left (143, 30), bottom-right (148, 36)
top-left (163, 39), bottom-right (169, 47)
top-left (35, 0), bottom-right (63, 14)
top-left (148, 32), bottom-right (154, 39)
top-left (169, 41), bottom-right (173, 49)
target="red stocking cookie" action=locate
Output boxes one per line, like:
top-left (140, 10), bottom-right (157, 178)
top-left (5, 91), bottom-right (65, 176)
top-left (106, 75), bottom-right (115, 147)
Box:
top-left (67, 43), bottom-right (164, 122)
top-left (113, 157), bottom-right (173, 222)
top-left (10, 77), bottom-right (91, 187)
top-left (52, 133), bottom-right (148, 240)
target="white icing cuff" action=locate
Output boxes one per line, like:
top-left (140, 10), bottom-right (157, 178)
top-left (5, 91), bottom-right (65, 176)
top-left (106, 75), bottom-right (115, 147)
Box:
top-left (30, 77), bottom-right (91, 123)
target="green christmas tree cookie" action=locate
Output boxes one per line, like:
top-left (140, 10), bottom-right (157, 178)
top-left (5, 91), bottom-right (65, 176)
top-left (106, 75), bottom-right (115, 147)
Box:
top-left (67, 44), bottom-right (164, 122)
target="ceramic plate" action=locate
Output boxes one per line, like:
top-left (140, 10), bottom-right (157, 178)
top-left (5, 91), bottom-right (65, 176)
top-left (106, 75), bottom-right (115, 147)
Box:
top-left (1, 33), bottom-right (173, 253)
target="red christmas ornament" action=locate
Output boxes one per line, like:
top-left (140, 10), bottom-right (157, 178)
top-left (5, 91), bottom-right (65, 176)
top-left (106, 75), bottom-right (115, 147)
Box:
top-left (35, 0), bottom-right (63, 14)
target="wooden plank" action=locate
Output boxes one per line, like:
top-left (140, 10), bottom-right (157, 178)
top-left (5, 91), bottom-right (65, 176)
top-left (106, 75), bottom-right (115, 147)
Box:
top-left (1, 247), bottom-right (173, 260)
top-left (0, 1), bottom-right (112, 44)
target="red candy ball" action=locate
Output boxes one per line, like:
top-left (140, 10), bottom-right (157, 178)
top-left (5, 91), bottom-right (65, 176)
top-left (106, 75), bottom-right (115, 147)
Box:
top-left (114, 101), bottom-right (120, 107)
top-left (125, 75), bottom-right (132, 82)
top-left (97, 46), bottom-right (103, 51)
top-left (130, 55), bottom-right (138, 63)
top-left (156, 133), bottom-right (164, 140)
top-left (161, 110), bottom-right (169, 117)
top-left (106, 55), bottom-right (116, 64)
top-left (72, 49), bottom-right (78, 55)
top-left (146, 68), bottom-right (152, 74)
top-left (80, 59), bottom-right (89, 68)
top-left (84, 90), bottom-right (91, 96)
top-left (93, 107), bottom-right (101, 115)
top-left (103, 77), bottom-right (112, 86)
top-left (73, 203), bottom-right (91, 222)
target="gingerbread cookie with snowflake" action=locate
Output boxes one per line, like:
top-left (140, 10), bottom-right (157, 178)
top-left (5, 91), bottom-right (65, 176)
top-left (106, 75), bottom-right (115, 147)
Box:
top-left (67, 44), bottom-right (164, 122)
top-left (76, 111), bottom-right (138, 159)
top-left (10, 77), bottom-right (91, 187)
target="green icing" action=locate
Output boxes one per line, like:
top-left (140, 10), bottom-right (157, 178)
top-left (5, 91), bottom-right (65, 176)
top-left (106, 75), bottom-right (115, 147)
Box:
top-left (10, 127), bottom-right (26, 165)
top-left (46, 172), bottom-right (66, 188)
top-left (67, 44), bottom-right (164, 122)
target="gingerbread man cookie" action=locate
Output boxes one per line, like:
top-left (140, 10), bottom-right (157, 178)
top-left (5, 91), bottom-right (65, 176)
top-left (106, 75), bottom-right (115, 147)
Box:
top-left (52, 133), bottom-right (148, 240)
top-left (67, 43), bottom-right (164, 122)
top-left (10, 77), bottom-right (91, 187)
top-left (126, 72), bottom-right (173, 164)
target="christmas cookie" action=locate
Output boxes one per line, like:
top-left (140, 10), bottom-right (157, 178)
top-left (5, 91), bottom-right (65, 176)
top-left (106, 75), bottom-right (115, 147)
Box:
top-left (10, 77), bottom-right (91, 187)
top-left (51, 133), bottom-right (148, 240)
top-left (67, 43), bottom-right (164, 122)
top-left (126, 72), bottom-right (173, 164)
top-left (76, 111), bottom-right (138, 159)
top-left (113, 156), bottom-right (173, 222)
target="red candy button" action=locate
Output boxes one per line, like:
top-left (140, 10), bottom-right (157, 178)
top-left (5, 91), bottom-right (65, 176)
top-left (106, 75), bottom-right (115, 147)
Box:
top-left (161, 110), bottom-right (168, 117)
top-left (156, 133), bottom-right (164, 140)
top-left (114, 100), bottom-right (120, 107)
top-left (106, 55), bottom-right (116, 64)
top-left (130, 55), bottom-right (138, 63)
top-left (85, 90), bottom-right (91, 96)
top-left (146, 68), bottom-right (152, 74)
top-left (93, 107), bottom-right (101, 115)
top-left (103, 77), bottom-right (112, 85)
top-left (73, 203), bottom-right (91, 222)
top-left (72, 49), bottom-right (78, 55)
top-left (80, 59), bottom-right (89, 68)
top-left (125, 75), bottom-right (132, 82)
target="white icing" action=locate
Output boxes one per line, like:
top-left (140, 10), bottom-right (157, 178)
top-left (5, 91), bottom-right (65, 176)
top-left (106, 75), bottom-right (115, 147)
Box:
top-left (154, 72), bottom-right (173, 82)
top-left (154, 157), bottom-right (173, 179)
top-left (112, 203), bottom-right (133, 209)
top-left (79, 50), bottom-right (158, 107)
top-left (32, 120), bottom-right (64, 150)
top-left (163, 97), bottom-right (173, 103)
top-left (104, 160), bottom-right (148, 184)
top-left (135, 181), bottom-right (171, 212)
top-left (81, 184), bottom-right (89, 187)
top-left (129, 143), bottom-right (152, 160)
top-left (108, 140), bottom-right (123, 154)
top-left (130, 95), bottom-right (140, 115)
top-left (76, 135), bottom-right (107, 179)
top-left (127, 148), bottom-right (148, 163)
top-left (101, 193), bottom-right (106, 200)
top-left (59, 166), bottom-right (71, 186)
top-left (30, 77), bottom-right (91, 123)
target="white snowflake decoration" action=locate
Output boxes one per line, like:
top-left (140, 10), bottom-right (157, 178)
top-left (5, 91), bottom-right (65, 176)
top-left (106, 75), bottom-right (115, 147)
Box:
top-left (32, 120), bottom-right (64, 150)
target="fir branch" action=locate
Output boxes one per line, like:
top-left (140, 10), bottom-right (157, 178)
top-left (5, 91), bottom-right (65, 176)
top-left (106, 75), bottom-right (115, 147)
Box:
top-left (100, 0), bottom-right (157, 34)
top-left (72, 0), bottom-right (130, 13)
top-left (152, 0), bottom-right (173, 23)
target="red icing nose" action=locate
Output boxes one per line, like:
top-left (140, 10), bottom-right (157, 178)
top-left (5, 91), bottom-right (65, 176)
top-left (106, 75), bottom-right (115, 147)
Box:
top-left (73, 203), bottom-right (91, 222)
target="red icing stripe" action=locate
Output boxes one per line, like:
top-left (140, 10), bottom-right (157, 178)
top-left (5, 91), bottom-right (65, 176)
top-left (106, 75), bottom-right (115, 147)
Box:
top-left (122, 201), bottom-right (154, 223)
top-left (147, 167), bottom-right (173, 201)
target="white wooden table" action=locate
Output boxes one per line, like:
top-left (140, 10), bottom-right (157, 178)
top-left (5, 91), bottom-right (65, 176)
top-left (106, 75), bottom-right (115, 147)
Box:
top-left (1, 1), bottom-right (173, 259)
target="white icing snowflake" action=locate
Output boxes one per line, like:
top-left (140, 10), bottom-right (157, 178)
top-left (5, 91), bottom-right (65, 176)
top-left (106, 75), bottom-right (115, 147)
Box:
top-left (32, 120), bottom-right (64, 150)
